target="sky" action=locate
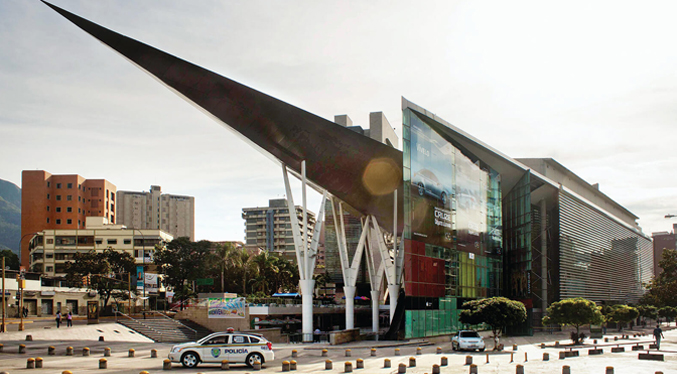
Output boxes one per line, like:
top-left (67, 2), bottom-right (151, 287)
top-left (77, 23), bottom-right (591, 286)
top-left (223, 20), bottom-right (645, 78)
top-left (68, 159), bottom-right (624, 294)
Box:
top-left (1, 0), bottom-right (676, 242)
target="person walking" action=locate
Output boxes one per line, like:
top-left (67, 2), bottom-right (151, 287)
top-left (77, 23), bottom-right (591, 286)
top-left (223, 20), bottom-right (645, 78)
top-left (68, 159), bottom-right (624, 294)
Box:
top-left (55, 311), bottom-right (62, 328)
top-left (66, 311), bottom-right (73, 327)
top-left (653, 325), bottom-right (664, 350)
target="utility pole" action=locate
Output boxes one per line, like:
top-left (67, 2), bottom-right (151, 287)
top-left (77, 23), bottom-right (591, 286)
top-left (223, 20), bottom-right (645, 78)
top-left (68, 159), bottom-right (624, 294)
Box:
top-left (18, 268), bottom-right (24, 331)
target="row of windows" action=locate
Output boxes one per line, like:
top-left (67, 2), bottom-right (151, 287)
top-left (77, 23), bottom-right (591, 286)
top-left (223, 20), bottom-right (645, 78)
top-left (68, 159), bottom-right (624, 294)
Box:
top-left (40, 238), bottom-right (134, 246)
top-left (47, 182), bottom-right (78, 189)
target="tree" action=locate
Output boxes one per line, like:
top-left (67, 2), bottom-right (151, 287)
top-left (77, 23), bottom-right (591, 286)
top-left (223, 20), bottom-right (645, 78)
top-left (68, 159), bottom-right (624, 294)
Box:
top-left (542, 298), bottom-right (604, 344)
top-left (230, 247), bottom-right (256, 296)
top-left (605, 305), bottom-right (639, 330)
top-left (212, 242), bottom-right (237, 293)
top-left (637, 305), bottom-right (658, 325)
top-left (643, 248), bottom-right (677, 307)
top-left (64, 248), bottom-right (136, 311)
top-left (154, 237), bottom-right (213, 309)
top-left (0, 249), bottom-right (19, 270)
top-left (658, 306), bottom-right (677, 325)
top-left (459, 297), bottom-right (527, 350)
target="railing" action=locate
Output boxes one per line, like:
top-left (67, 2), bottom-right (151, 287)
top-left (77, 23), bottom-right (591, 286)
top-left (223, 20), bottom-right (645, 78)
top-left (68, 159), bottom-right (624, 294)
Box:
top-left (114, 310), bottom-right (165, 342)
top-left (146, 310), bottom-right (198, 340)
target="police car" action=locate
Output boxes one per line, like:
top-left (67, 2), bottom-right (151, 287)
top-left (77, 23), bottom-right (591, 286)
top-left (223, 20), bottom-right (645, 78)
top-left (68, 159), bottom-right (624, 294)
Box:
top-left (168, 331), bottom-right (274, 368)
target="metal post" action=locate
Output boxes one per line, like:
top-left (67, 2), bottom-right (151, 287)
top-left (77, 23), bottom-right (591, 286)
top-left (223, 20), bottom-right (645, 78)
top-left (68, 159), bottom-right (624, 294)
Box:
top-left (128, 273), bottom-right (131, 315)
top-left (18, 271), bottom-right (23, 331)
top-left (1, 256), bottom-right (5, 333)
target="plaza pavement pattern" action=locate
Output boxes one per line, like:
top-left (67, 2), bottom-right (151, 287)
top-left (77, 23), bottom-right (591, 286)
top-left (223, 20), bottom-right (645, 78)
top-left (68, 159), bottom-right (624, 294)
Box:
top-left (0, 323), bottom-right (675, 374)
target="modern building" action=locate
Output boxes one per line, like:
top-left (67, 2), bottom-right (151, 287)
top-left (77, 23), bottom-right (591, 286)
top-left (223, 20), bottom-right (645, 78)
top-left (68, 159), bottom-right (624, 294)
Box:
top-left (242, 199), bottom-right (316, 260)
top-left (29, 216), bottom-right (173, 277)
top-left (21, 170), bottom-right (117, 268)
top-left (652, 225), bottom-right (676, 277)
top-left (116, 185), bottom-right (195, 241)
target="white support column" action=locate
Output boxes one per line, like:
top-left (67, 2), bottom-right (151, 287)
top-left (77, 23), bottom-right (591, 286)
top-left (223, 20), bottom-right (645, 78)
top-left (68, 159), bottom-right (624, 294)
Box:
top-left (300, 278), bottom-right (315, 341)
top-left (344, 285), bottom-right (356, 329)
top-left (388, 284), bottom-right (400, 323)
top-left (370, 290), bottom-right (380, 334)
top-left (302, 161), bottom-right (309, 274)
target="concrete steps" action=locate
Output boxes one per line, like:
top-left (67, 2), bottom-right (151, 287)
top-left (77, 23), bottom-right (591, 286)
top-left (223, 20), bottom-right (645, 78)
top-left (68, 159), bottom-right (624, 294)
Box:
top-left (117, 316), bottom-right (199, 343)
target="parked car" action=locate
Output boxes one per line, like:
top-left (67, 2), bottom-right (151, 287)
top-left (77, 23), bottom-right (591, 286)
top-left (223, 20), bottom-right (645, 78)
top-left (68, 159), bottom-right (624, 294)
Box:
top-left (168, 331), bottom-right (274, 368)
top-left (451, 330), bottom-right (486, 351)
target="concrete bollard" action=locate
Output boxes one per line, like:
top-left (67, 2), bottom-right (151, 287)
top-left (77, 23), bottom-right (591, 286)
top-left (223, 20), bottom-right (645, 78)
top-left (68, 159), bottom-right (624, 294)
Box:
top-left (559, 351), bottom-right (566, 359)
top-left (104, 347), bottom-right (111, 357)
top-left (524, 352), bottom-right (528, 362)
top-left (345, 349), bottom-right (351, 357)
top-left (395, 348), bottom-right (401, 356)
top-left (128, 348), bottom-right (135, 357)
top-left (151, 349), bottom-right (158, 358)
top-left (437, 346), bottom-right (442, 354)
top-left (416, 347), bottom-right (422, 355)
top-left (220, 359), bottom-right (229, 370)
top-left (356, 358), bottom-right (364, 369)
top-left (516, 364), bottom-right (524, 374)
top-left (469, 364), bottom-right (478, 374)
top-left (371, 348), bottom-right (377, 356)
top-left (83, 347), bottom-right (90, 356)
top-left (432, 364), bottom-right (440, 374)
top-left (290, 360), bottom-right (297, 371)
top-left (384, 358), bottom-right (391, 368)
top-left (486, 353), bottom-right (490, 363)
top-left (164, 359), bottom-right (172, 370)
top-left (555, 341), bottom-right (560, 347)
top-left (63, 371), bottom-right (73, 374)
top-left (66, 346), bottom-right (73, 356)
top-left (540, 343), bottom-right (546, 349)
top-left (26, 334), bottom-right (33, 341)
top-left (543, 352), bottom-right (549, 361)
top-left (326, 359), bottom-right (333, 370)
top-left (513, 344), bottom-right (518, 351)
top-left (35, 357), bottom-right (43, 369)
top-left (253, 360), bottom-right (262, 371)
top-left (441, 356), bottom-right (448, 366)
top-left (49, 346), bottom-right (56, 355)
top-left (345, 361), bottom-right (353, 373)
top-left (282, 361), bottom-right (290, 372)
top-left (614, 336), bottom-right (618, 341)
top-left (0, 343), bottom-right (3, 352)
top-left (511, 352), bottom-right (514, 362)
top-left (19, 344), bottom-right (26, 354)
top-left (593, 339), bottom-right (598, 344)
top-left (562, 365), bottom-right (571, 374)
top-left (465, 355), bottom-right (473, 365)
top-left (409, 356), bottom-right (416, 367)
top-left (322, 349), bottom-right (328, 357)
top-left (292, 349), bottom-right (298, 358)
top-left (99, 336), bottom-right (105, 341)
top-left (140, 372), bottom-right (150, 374)
top-left (604, 337), bottom-right (609, 342)
top-left (27, 357), bottom-right (35, 369)
top-left (606, 367), bottom-right (614, 374)
top-left (398, 363), bottom-right (406, 374)
top-left (100, 358), bottom-right (108, 369)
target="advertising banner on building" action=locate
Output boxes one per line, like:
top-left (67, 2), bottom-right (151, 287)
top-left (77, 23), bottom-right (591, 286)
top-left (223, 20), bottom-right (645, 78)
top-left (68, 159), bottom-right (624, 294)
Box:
top-left (136, 266), bottom-right (144, 290)
top-left (207, 297), bottom-right (246, 318)
top-left (144, 273), bottom-right (158, 293)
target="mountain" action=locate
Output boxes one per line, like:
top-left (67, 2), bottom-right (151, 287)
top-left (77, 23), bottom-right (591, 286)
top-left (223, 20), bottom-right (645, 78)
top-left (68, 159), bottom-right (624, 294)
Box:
top-left (0, 178), bottom-right (21, 257)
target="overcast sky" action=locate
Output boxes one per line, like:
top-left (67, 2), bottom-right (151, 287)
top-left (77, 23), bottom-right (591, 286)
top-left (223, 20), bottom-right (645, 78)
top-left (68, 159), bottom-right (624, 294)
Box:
top-left (2, 0), bottom-right (676, 241)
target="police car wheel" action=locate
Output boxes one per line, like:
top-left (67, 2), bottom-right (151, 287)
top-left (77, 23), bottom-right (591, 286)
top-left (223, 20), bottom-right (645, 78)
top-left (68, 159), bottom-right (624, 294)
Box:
top-left (246, 352), bottom-right (263, 367)
top-left (181, 352), bottom-right (199, 368)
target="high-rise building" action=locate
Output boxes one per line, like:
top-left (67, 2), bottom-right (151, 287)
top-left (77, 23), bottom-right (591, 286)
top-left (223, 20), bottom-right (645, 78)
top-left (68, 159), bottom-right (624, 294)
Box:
top-left (21, 170), bottom-right (116, 268)
top-left (652, 225), bottom-right (676, 277)
top-left (116, 185), bottom-right (195, 241)
top-left (242, 199), bottom-right (315, 259)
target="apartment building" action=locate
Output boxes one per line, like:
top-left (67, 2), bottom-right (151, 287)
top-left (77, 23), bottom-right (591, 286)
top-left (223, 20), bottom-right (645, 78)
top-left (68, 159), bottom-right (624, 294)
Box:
top-left (21, 170), bottom-right (116, 268)
top-left (116, 185), bottom-right (195, 241)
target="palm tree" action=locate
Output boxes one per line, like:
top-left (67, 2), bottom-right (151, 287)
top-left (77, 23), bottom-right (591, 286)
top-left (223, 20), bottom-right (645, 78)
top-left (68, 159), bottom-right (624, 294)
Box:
top-left (251, 251), bottom-right (280, 295)
top-left (232, 248), bottom-right (255, 295)
top-left (213, 243), bottom-right (236, 292)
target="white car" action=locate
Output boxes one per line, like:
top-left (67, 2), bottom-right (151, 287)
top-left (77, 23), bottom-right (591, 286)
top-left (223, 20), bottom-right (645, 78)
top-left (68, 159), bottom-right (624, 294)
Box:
top-left (451, 330), bottom-right (486, 351)
top-left (168, 331), bottom-right (274, 368)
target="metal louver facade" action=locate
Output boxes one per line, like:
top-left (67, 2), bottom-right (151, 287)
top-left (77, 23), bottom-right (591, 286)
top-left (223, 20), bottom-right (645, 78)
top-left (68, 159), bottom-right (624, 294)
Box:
top-left (558, 192), bottom-right (652, 303)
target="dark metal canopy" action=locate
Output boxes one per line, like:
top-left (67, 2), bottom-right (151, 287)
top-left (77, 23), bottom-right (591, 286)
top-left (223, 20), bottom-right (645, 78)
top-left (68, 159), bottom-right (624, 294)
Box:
top-left (43, 1), bottom-right (403, 232)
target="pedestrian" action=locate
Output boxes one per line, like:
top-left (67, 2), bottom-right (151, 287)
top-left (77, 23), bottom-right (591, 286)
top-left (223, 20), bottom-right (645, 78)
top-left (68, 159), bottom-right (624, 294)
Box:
top-left (653, 325), bottom-right (664, 350)
top-left (314, 328), bottom-right (321, 343)
top-left (55, 310), bottom-right (62, 328)
top-left (67, 311), bottom-right (73, 327)
top-left (23, 307), bottom-right (28, 318)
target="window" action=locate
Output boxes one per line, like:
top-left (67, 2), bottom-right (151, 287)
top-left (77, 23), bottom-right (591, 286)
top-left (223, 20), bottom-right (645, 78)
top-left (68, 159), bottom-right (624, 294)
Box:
top-left (205, 336), bottom-right (228, 345)
top-left (46, 206), bottom-right (50, 212)
top-left (46, 253), bottom-right (54, 259)
top-left (78, 208), bottom-right (81, 213)
top-left (249, 337), bottom-right (260, 343)
top-left (56, 195), bottom-right (61, 201)
top-left (56, 219), bottom-right (61, 225)
top-left (56, 183), bottom-right (62, 189)
top-left (47, 194), bottom-right (50, 200)
top-left (78, 196), bottom-right (81, 202)
top-left (56, 207), bottom-right (61, 213)
top-left (67, 183), bottom-right (73, 189)
top-left (47, 181), bottom-right (50, 187)
top-left (135, 250), bottom-right (142, 257)
top-left (107, 239), bottom-right (117, 245)
top-left (67, 195), bottom-right (72, 201)
top-left (67, 219), bottom-right (72, 224)
top-left (66, 207), bottom-right (72, 213)
top-left (124, 239), bottom-right (131, 245)
top-left (46, 266), bottom-right (53, 272)
top-left (95, 239), bottom-right (102, 245)
top-left (46, 238), bottom-right (53, 244)
top-left (232, 336), bottom-right (249, 344)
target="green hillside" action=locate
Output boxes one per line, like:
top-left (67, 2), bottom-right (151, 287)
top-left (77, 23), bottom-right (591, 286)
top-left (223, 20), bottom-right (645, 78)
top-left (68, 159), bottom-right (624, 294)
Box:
top-left (0, 178), bottom-right (21, 257)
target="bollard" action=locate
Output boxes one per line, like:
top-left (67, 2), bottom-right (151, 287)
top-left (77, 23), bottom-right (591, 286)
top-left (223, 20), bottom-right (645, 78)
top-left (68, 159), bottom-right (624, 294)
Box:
top-left (593, 339), bottom-right (597, 344)
top-left (35, 357), bottom-right (43, 368)
top-left (513, 344), bottom-right (518, 351)
top-left (83, 347), bottom-right (90, 356)
top-left (395, 348), bottom-right (401, 356)
top-left (409, 356), bottom-right (416, 367)
top-left (516, 364), bottom-right (524, 374)
top-left (604, 337), bottom-right (609, 343)
top-left (164, 359), bottom-right (172, 370)
top-left (559, 351), bottom-right (565, 359)
top-left (26, 334), bottom-right (33, 341)
top-left (290, 360), bottom-right (297, 371)
top-left (0, 343), bottom-right (3, 352)
top-left (128, 348), bottom-right (135, 357)
top-left (49, 346), bottom-right (56, 355)
top-left (543, 352), bottom-right (549, 361)
top-left (345, 349), bottom-right (352, 357)
top-left (100, 358), bottom-right (108, 369)
top-left (140, 372), bottom-right (149, 374)
top-left (322, 349), bottom-right (328, 357)
top-left (63, 372), bottom-right (73, 374)
top-left (524, 352), bottom-right (528, 362)
top-left (19, 344), bottom-right (26, 354)
top-left (606, 367), bottom-right (614, 374)
top-left (416, 347), bottom-right (422, 355)
top-left (614, 336), bottom-right (618, 341)
top-left (282, 361), bottom-right (290, 372)
top-left (345, 361), bottom-right (353, 373)
top-left (371, 348), bottom-right (377, 356)
top-left (99, 336), bottom-right (105, 341)
top-left (326, 360), bottom-right (333, 370)
top-left (465, 355), bottom-right (473, 365)
top-left (66, 346), bottom-right (73, 356)
top-left (540, 343), bottom-right (545, 349)
top-left (432, 364), bottom-right (440, 374)
top-left (555, 341), bottom-right (560, 347)
top-left (469, 364), bottom-right (478, 374)
top-left (486, 353), bottom-right (490, 363)
top-left (384, 358), bottom-right (391, 368)
top-left (356, 358), bottom-right (364, 369)
top-left (562, 365), bottom-right (571, 374)
top-left (437, 346), bottom-right (442, 354)
top-left (511, 352), bottom-right (514, 362)
top-left (441, 356), bottom-right (448, 366)
top-left (253, 360), bottom-right (262, 371)
top-left (27, 357), bottom-right (35, 369)
top-left (151, 349), bottom-right (158, 358)
top-left (292, 349), bottom-right (298, 358)
top-left (104, 347), bottom-right (111, 357)
top-left (398, 363), bottom-right (407, 374)
top-left (220, 359), bottom-right (229, 370)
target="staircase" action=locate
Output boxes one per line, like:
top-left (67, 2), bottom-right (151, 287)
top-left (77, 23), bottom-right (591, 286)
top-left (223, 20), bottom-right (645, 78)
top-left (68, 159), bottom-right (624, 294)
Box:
top-left (116, 312), bottom-right (200, 343)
